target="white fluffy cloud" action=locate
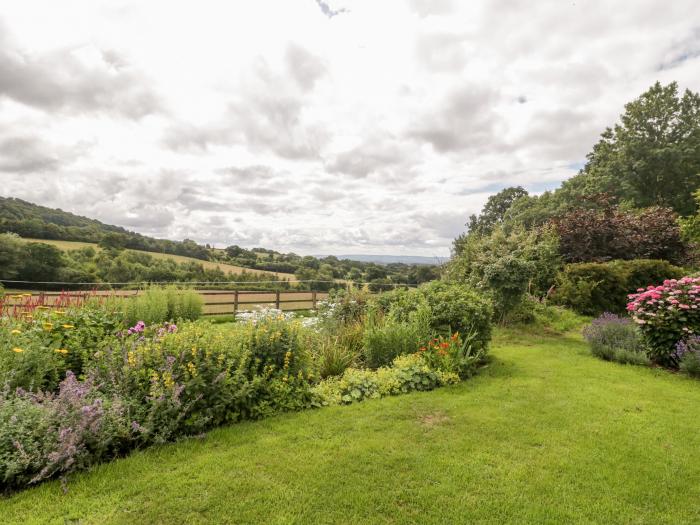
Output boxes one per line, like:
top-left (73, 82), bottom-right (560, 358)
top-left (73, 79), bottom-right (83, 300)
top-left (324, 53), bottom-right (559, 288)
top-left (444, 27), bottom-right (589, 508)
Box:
top-left (0, 0), bottom-right (699, 256)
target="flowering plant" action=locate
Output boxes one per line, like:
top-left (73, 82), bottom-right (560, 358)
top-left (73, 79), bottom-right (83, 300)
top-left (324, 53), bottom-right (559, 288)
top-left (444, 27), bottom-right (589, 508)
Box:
top-left (626, 276), bottom-right (700, 365)
top-left (418, 331), bottom-right (483, 379)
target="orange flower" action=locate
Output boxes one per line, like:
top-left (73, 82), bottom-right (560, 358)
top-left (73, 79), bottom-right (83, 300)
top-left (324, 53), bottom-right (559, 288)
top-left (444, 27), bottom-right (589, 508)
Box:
top-left (440, 342), bottom-right (450, 349)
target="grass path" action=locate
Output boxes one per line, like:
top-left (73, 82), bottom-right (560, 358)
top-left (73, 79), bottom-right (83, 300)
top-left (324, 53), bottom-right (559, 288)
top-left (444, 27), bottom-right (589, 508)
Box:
top-left (3, 329), bottom-right (700, 524)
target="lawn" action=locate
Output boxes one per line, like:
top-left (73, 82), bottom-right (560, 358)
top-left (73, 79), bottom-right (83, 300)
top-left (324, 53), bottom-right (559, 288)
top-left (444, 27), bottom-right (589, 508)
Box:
top-left (2, 328), bottom-right (700, 524)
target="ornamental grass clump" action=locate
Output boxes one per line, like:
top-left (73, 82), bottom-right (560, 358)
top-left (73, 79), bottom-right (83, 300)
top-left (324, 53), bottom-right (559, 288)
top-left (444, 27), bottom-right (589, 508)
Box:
top-left (626, 277), bottom-right (700, 366)
top-left (582, 313), bottom-right (648, 365)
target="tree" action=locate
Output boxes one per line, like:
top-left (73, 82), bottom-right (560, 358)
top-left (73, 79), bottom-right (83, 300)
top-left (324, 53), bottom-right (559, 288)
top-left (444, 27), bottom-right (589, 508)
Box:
top-left (17, 242), bottom-right (65, 283)
top-left (99, 232), bottom-right (128, 250)
top-left (0, 233), bottom-right (24, 280)
top-left (466, 186), bottom-right (529, 237)
top-left (551, 203), bottom-right (685, 264)
top-left (570, 81), bottom-right (700, 215)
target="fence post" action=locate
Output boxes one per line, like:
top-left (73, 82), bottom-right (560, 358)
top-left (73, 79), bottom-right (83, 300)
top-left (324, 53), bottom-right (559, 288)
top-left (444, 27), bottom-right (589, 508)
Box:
top-left (275, 290), bottom-right (281, 310)
top-left (233, 290), bottom-right (239, 315)
top-left (311, 290), bottom-right (317, 310)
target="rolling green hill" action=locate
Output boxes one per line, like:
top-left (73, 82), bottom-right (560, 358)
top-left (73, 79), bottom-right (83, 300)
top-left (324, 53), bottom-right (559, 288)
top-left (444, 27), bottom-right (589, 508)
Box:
top-left (18, 238), bottom-right (297, 281)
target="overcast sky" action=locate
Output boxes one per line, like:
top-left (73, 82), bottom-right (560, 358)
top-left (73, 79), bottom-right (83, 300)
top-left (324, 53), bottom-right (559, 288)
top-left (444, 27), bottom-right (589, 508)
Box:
top-left (0, 1), bottom-right (699, 256)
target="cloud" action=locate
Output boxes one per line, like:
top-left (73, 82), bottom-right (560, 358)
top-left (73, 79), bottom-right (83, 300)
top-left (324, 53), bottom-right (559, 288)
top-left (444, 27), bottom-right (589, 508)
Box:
top-left (163, 57), bottom-right (327, 159)
top-left (407, 87), bottom-right (503, 153)
top-left (1, 0), bottom-right (699, 256)
top-left (0, 26), bottom-right (161, 119)
top-left (314, 0), bottom-right (348, 19)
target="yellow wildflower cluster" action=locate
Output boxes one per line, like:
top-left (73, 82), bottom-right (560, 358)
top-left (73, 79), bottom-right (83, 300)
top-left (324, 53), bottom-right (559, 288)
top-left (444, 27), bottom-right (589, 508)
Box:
top-left (12, 347), bottom-right (24, 353)
top-left (54, 348), bottom-right (69, 355)
top-left (187, 361), bottom-right (198, 377)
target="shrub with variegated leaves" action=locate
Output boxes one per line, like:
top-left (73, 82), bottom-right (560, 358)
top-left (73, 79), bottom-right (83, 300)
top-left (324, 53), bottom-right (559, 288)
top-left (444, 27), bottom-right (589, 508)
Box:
top-left (626, 277), bottom-right (700, 365)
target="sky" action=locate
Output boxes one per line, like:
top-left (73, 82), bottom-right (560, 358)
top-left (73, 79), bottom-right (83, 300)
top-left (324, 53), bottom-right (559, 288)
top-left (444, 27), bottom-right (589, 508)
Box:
top-left (0, 0), bottom-right (699, 257)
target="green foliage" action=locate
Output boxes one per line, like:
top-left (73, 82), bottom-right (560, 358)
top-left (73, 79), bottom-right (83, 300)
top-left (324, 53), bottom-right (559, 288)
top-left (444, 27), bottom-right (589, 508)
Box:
top-left (362, 310), bottom-right (425, 369)
top-left (0, 233), bottom-right (24, 280)
top-left (448, 225), bottom-right (561, 318)
top-left (680, 351), bottom-right (700, 378)
top-left (122, 286), bottom-right (202, 325)
top-left (0, 302), bottom-right (123, 391)
top-left (572, 81), bottom-right (700, 216)
top-left (553, 260), bottom-right (685, 316)
top-left (311, 353), bottom-right (459, 406)
top-left (582, 313), bottom-right (648, 365)
top-left (419, 281), bottom-right (493, 350)
top-left (505, 298), bottom-right (587, 333)
top-left (419, 331), bottom-right (484, 379)
top-left (466, 186), bottom-right (529, 236)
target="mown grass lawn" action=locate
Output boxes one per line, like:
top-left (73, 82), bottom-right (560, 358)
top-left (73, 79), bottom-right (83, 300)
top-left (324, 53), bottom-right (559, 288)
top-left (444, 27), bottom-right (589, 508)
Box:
top-left (3, 328), bottom-right (700, 524)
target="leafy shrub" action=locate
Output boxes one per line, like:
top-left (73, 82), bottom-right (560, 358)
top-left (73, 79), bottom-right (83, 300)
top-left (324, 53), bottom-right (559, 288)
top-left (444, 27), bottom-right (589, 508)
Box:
top-left (553, 263), bottom-right (628, 316)
top-left (582, 313), bottom-right (647, 365)
top-left (551, 202), bottom-right (686, 265)
top-left (122, 286), bottom-right (202, 326)
top-left (676, 337), bottom-right (700, 378)
top-left (627, 276), bottom-right (700, 366)
top-left (419, 281), bottom-right (493, 351)
top-left (312, 354), bottom-right (459, 406)
top-left (506, 297), bottom-right (587, 333)
top-left (615, 259), bottom-right (685, 293)
top-left (553, 260), bottom-right (684, 316)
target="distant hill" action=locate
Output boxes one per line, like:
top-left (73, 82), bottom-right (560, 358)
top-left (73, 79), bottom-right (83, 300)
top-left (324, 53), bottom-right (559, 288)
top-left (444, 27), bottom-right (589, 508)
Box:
top-left (330, 254), bottom-right (444, 266)
top-left (0, 196), bottom-right (440, 287)
top-left (0, 196), bottom-right (210, 260)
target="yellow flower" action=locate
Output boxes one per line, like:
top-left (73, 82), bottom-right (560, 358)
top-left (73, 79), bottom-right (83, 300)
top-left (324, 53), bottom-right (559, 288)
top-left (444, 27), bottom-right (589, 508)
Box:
top-left (187, 361), bottom-right (198, 377)
top-left (12, 347), bottom-right (24, 353)
top-left (11, 329), bottom-right (21, 335)
top-left (62, 324), bottom-right (75, 329)
top-left (43, 322), bottom-right (54, 331)
top-left (54, 310), bottom-right (66, 315)
top-left (127, 351), bottom-right (136, 366)
top-left (54, 348), bottom-right (69, 354)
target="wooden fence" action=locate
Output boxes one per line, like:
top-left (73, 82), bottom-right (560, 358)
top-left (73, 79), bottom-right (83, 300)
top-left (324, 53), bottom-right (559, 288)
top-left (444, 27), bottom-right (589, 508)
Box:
top-left (1, 290), bottom-right (330, 317)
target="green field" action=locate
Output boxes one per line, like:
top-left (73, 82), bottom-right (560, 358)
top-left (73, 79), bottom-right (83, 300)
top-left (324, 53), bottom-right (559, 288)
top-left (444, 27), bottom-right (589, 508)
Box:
top-left (19, 238), bottom-right (297, 281)
top-left (3, 328), bottom-right (699, 524)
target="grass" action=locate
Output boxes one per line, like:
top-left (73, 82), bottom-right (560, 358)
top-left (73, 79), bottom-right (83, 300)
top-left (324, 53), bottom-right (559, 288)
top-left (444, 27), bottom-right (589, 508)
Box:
top-left (19, 238), bottom-right (297, 281)
top-left (3, 328), bottom-right (700, 524)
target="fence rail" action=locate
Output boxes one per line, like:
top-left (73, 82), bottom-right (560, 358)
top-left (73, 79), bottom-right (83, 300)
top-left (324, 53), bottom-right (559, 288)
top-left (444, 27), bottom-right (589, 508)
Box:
top-left (1, 290), bottom-right (330, 316)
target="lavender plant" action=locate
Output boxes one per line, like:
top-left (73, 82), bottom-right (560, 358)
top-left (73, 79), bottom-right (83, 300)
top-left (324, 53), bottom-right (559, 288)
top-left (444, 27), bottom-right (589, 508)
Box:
top-left (582, 313), bottom-right (648, 365)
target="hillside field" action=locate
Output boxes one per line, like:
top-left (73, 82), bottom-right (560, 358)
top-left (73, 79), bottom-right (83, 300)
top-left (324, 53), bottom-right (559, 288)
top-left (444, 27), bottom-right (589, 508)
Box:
top-left (18, 238), bottom-right (298, 281)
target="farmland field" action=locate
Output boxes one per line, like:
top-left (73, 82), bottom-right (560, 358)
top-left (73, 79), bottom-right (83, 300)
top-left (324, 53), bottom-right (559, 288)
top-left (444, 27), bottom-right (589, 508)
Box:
top-left (19, 238), bottom-right (298, 281)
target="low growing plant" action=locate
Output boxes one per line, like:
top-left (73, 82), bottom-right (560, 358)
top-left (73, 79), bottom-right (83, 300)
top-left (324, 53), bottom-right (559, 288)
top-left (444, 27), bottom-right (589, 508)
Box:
top-left (582, 313), bottom-right (648, 365)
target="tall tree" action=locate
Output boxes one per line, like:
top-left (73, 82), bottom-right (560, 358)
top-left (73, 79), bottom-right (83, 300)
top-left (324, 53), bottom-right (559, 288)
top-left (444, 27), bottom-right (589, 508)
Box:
top-left (466, 186), bottom-right (529, 237)
top-left (570, 81), bottom-right (700, 215)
